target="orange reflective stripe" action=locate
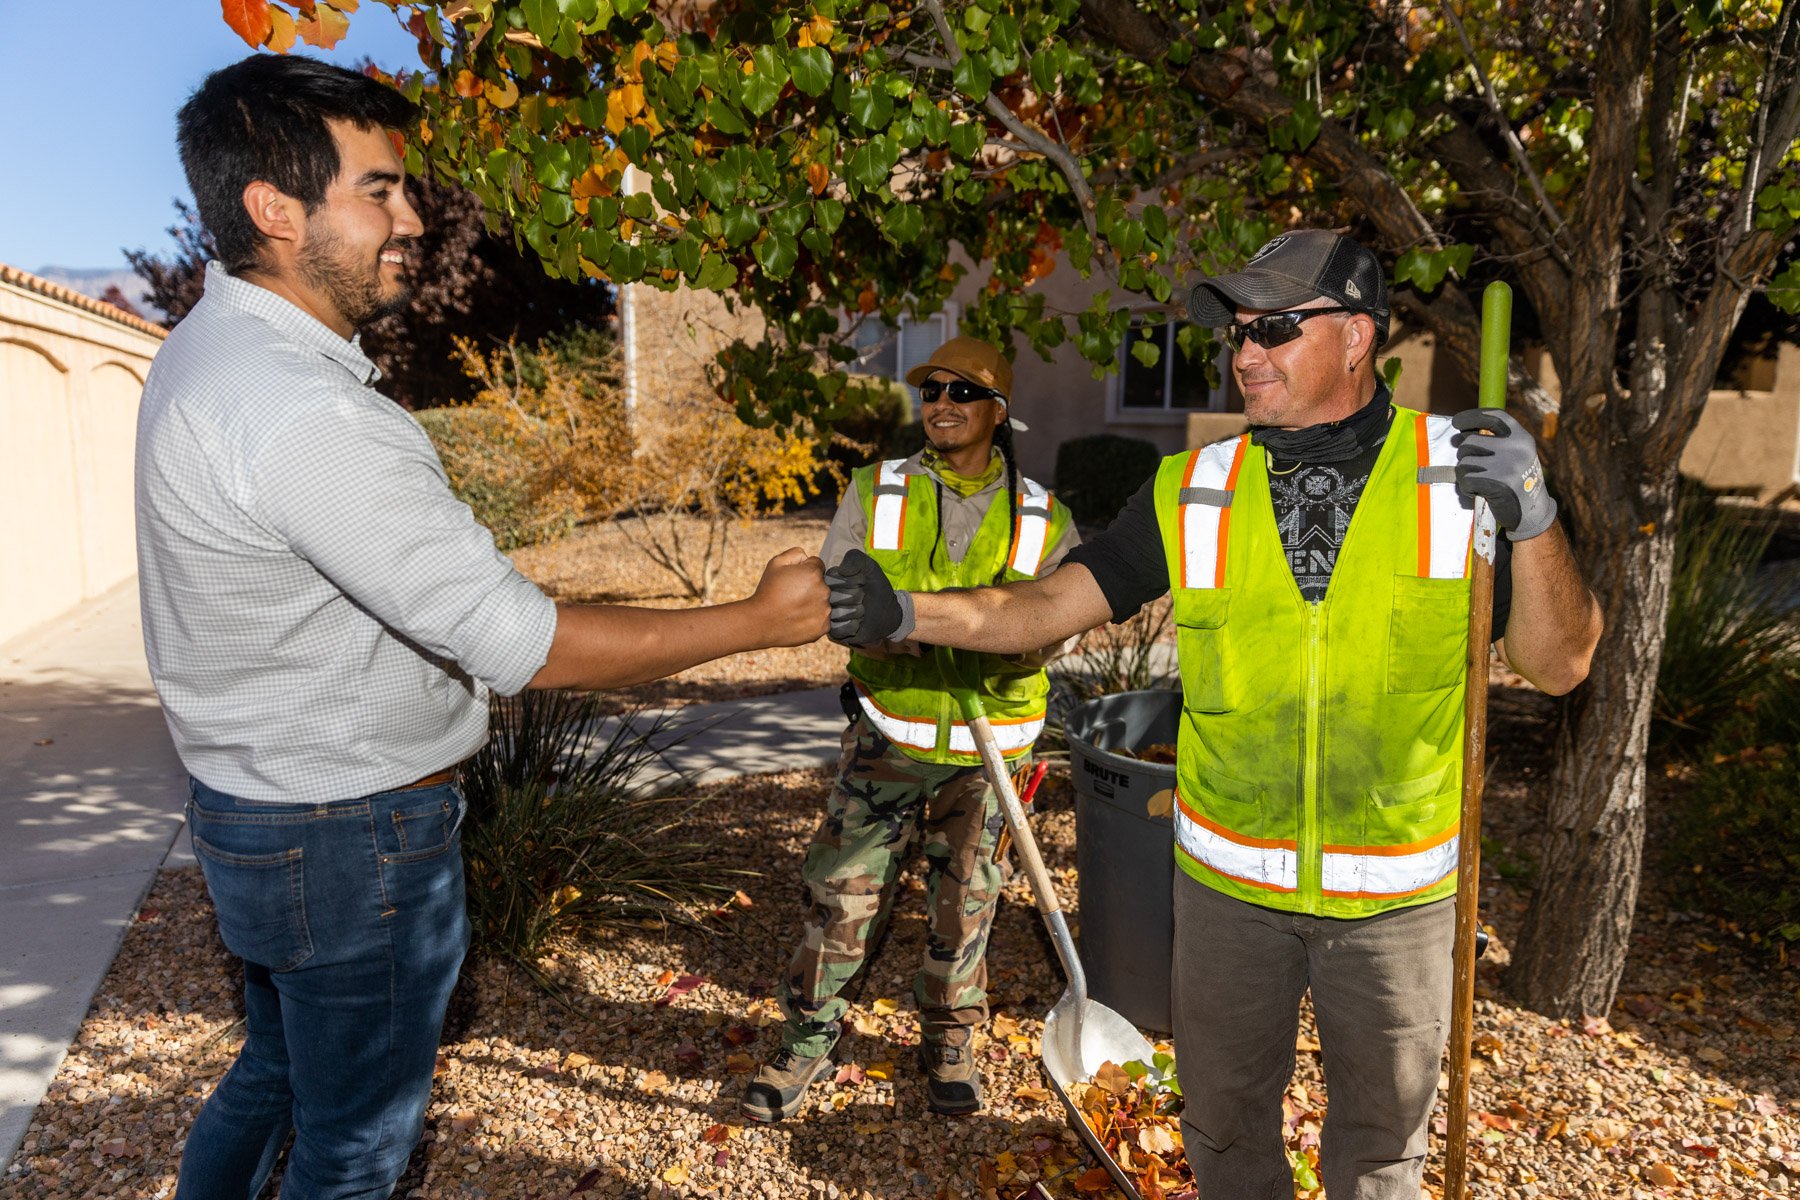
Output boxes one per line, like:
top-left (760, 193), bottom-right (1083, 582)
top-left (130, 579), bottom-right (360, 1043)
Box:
top-left (1414, 413), bottom-right (1432, 578)
top-left (1175, 791), bottom-right (1299, 852)
top-left (1321, 821), bottom-right (1460, 857)
top-left (1214, 437), bottom-right (1248, 589)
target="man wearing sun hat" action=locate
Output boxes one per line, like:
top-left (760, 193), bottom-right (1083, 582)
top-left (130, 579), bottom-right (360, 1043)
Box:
top-left (817, 233), bottom-right (1603, 1194)
top-left (742, 335), bottom-right (1081, 1123)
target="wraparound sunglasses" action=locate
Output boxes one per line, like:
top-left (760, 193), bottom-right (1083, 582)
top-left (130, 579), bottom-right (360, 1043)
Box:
top-left (1226, 305), bottom-right (1360, 351)
top-left (917, 378), bottom-right (1005, 404)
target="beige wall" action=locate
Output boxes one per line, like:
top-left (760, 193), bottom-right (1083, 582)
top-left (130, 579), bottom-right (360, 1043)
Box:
top-left (0, 268), bottom-right (164, 646)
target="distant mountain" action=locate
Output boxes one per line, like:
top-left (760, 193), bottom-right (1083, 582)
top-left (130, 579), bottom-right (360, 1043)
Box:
top-left (28, 266), bottom-right (166, 323)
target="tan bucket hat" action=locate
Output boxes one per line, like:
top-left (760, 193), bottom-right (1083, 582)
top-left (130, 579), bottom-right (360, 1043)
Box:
top-left (903, 335), bottom-right (1028, 430)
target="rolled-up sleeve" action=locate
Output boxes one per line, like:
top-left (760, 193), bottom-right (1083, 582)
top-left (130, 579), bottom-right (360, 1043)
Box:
top-left (251, 389), bottom-right (557, 696)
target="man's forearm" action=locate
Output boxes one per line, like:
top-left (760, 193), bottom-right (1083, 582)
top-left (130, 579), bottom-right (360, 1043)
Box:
top-left (1497, 522), bottom-right (1603, 696)
top-left (910, 563), bottom-right (1113, 654)
top-left (530, 601), bottom-right (782, 690)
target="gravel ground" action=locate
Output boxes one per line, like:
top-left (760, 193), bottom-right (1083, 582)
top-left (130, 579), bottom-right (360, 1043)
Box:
top-left (6, 684), bottom-right (1797, 1199)
top-left (509, 509), bottom-right (847, 712)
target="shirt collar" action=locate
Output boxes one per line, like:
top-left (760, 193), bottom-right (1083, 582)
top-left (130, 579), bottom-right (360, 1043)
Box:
top-left (202, 261), bottom-right (383, 385)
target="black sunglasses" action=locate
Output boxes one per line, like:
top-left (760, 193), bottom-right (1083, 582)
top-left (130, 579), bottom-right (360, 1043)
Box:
top-left (1225, 306), bottom-right (1360, 351)
top-left (918, 378), bottom-right (1004, 405)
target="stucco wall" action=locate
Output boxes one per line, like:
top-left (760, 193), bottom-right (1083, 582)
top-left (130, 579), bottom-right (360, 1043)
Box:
top-left (0, 268), bottom-right (165, 646)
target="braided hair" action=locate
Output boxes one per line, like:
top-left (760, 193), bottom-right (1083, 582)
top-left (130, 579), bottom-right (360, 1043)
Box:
top-left (990, 416), bottom-right (1020, 585)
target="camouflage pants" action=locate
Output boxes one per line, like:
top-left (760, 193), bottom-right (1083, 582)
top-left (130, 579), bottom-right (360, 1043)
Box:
top-left (776, 715), bottom-right (1016, 1058)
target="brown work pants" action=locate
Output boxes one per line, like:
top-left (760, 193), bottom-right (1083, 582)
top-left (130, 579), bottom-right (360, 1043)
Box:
top-left (1172, 872), bottom-right (1455, 1200)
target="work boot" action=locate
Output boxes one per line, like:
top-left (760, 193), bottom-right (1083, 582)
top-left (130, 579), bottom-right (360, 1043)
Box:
top-left (918, 1041), bottom-right (983, 1115)
top-left (740, 1045), bottom-right (835, 1123)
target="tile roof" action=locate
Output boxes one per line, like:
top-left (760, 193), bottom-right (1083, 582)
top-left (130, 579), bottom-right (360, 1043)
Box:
top-left (0, 262), bottom-right (169, 341)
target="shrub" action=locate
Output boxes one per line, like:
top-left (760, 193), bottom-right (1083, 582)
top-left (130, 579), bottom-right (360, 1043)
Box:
top-left (459, 690), bottom-right (730, 973)
top-left (414, 406), bottom-right (579, 551)
top-left (1666, 669), bottom-right (1800, 947)
top-left (416, 329), bottom-right (635, 551)
top-left (620, 394), bottom-right (830, 601)
top-left (829, 374), bottom-right (912, 472)
top-left (1652, 483), bottom-right (1800, 756)
top-left (1054, 434), bottom-right (1161, 526)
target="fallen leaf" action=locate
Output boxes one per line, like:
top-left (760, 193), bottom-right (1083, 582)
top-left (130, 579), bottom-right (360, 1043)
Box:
top-left (1476, 1111), bottom-right (1515, 1132)
top-left (1095, 1061), bottom-right (1132, 1096)
top-left (834, 1063), bottom-right (866, 1086)
top-left (1580, 1015), bottom-right (1612, 1037)
top-left (1696, 1047), bottom-right (1727, 1065)
top-left (853, 1121), bottom-right (886, 1134)
top-left (672, 1041), bottom-right (702, 1067)
top-left (851, 1013), bottom-right (883, 1036)
top-left (1013, 1084), bottom-right (1052, 1104)
top-left (872, 998), bottom-right (900, 1015)
top-left (865, 1060), bottom-right (894, 1081)
top-left (1139, 1124), bottom-right (1176, 1154)
top-left (1646, 1163), bottom-right (1681, 1186)
top-left (449, 1109), bottom-right (479, 1133)
top-left (723, 1024), bottom-right (757, 1046)
top-left (1585, 1118), bottom-right (1631, 1147)
top-left (136, 908), bottom-right (161, 922)
top-left (1296, 1033), bottom-right (1321, 1052)
top-left (1704, 1095), bottom-right (1738, 1110)
top-left (734, 889), bottom-right (755, 908)
top-left (713, 1149), bottom-right (729, 1167)
top-left (1073, 1167), bottom-right (1114, 1193)
top-left (563, 1052), bottom-right (592, 1071)
top-left (572, 1167), bottom-right (602, 1193)
top-left (725, 1053), bottom-right (756, 1074)
top-left (661, 1162), bottom-right (689, 1185)
top-left (639, 1070), bottom-right (670, 1093)
top-left (655, 973), bottom-right (707, 1007)
top-left (702, 1124), bottom-right (730, 1144)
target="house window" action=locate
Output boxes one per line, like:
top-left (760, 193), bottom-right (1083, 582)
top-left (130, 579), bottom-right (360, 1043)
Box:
top-left (846, 307), bottom-right (958, 406)
top-left (1115, 321), bottom-right (1228, 418)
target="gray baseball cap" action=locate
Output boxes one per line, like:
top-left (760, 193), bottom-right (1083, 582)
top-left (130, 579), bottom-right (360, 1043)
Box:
top-left (1187, 230), bottom-right (1390, 345)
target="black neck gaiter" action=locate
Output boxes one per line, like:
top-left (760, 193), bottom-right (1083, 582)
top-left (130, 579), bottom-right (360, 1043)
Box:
top-left (1250, 386), bottom-right (1392, 465)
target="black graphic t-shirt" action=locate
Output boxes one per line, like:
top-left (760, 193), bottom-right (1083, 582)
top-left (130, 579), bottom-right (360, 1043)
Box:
top-left (1064, 415), bottom-right (1513, 627)
top-left (1266, 436), bottom-right (1384, 602)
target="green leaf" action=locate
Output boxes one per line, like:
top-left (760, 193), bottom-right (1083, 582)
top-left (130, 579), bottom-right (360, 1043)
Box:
top-left (883, 202), bottom-right (925, 244)
top-left (1121, 1059), bottom-right (1151, 1079)
top-left (722, 204), bottom-right (760, 246)
top-left (673, 234), bottom-right (703, 279)
top-left (742, 46), bottom-right (789, 116)
top-left (952, 54), bottom-right (993, 101)
top-left (1381, 356), bottom-right (1405, 390)
top-left (539, 189), bottom-right (575, 226)
top-left (789, 46), bottom-right (833, 96)
top-left (708, 96), bottom-right (749, 135)
top-left (949, 120), bottom-right (985, 159)
top-left (754, 231), bottom-right (800, 279)
top-left (695, 251), bottom-right (738, 290)
top-left (696, 161), bottom-right (738, 208)
top-left (621, 192), bottom-right (654, 221)
top-left (923, 104), bottom-right (951, 144)
top-left (847, 85), bottom-right (895, 131)
top-left (1382, 107), bottom-right (1415, 142)
top-left (814, 197), bottom-right (846, 235)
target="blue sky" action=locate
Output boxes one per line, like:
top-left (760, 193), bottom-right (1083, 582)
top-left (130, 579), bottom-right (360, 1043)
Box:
top-left (0, 0), bottom-right (426, 271)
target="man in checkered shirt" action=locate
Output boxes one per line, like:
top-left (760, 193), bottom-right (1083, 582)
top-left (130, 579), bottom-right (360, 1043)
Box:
top-left (136, 54), bottom-right (828, 1199)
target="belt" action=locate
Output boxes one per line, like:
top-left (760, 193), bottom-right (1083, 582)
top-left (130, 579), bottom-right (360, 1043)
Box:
top-left (392, 767), bottom-right (458, 792)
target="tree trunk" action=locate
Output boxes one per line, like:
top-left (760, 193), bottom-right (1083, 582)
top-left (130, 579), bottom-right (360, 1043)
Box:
top-left (1505, 441), bottom-right (1680, 1017)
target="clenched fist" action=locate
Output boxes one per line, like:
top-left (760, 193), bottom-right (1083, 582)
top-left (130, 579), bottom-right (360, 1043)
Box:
top-left (751, 547), bottom-right (831, 646)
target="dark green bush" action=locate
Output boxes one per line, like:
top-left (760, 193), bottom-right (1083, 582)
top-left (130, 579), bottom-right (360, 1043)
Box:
top-left (1652, 483), bottom-right (1798, 756)
top-left (1667, 671), bottom-right (1800, 945)
top-left (414, 406), bottom-right (578, 551)
top-left (830, 375), bottom-right (912, 470)
top-left (1053, 434), bottom-right (1161, 525)
top-left (460, 691), bottom-right (730, 973)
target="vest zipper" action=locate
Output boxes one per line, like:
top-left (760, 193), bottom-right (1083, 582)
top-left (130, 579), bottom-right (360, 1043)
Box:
top-left (1299, 600), bottom-right (1325, 914)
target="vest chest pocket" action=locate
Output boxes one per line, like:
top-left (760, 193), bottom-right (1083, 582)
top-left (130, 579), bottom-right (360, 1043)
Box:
top-left (1173, 588), bottom-right (1233, 713)
top-left (1387, 575), bottom-right (1469, 693)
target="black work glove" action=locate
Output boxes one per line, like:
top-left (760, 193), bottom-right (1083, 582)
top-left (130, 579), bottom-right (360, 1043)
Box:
top-left (1450, 408), bottom-right (1558, 541)
top-left (826, 549), bottom-right (916, 647)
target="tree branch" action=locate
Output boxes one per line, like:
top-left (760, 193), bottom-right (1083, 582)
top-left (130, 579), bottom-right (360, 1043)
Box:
top-left (1440, 0), bottom-right (1570, 247)
top-left (922, 0), bottom-right (1101, 254)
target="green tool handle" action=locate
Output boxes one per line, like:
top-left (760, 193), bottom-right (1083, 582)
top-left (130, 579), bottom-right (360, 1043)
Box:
top-left (1479, 282), bottom-right (1512, 410)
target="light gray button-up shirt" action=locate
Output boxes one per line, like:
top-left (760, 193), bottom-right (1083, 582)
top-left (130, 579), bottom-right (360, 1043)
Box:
top-left (135, 263), bottom-right (557, 803)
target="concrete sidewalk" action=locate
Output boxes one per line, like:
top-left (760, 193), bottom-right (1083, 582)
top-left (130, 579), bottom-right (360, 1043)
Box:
top-left (0, 583), bottom-right (189, 1169)
top-left (0, 588), bottom-right (851, 1171)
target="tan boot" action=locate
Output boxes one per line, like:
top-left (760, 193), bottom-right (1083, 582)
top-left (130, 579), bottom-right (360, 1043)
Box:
top-left (918, 1041), bottom-right (983, 1115)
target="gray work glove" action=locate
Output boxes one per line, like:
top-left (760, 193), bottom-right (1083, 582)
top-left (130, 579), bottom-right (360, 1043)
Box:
top-left (1451, 409), bottom-right (1558, 541)
top-left (826, 549), bottom-right (916, 647)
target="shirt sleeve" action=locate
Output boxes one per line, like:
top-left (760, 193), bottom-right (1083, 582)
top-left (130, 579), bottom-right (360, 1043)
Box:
top-left (1061, 474), bottom-right (1171, 623)
top-left (1491, 535), bottom-right (1514, 640)
top-left (251, 388), bottom-right (557, 696)
top-left (819, 486), bottom-right (867, 569)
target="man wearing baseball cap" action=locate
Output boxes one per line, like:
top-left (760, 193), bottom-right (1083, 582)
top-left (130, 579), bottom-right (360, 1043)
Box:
top-left (820, 234), bottom-right (1603, 1194)
top-left (742, 335), bottom-right (1078, 1123)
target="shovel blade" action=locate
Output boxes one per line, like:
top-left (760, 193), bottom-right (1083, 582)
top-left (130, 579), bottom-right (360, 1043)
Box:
top-left (1041, 994), bottom-right (1157, 1088)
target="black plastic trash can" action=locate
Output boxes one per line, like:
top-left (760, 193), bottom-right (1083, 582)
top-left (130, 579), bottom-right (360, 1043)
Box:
top-left (1064, 689), bottom-right (1181, 1035)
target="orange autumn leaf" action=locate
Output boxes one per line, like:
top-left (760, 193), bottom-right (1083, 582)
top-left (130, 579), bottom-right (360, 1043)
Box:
top-left (484, 76), bottom-right (520, 109)
top-left (1073, 1167), bottom-right (1114, 1193)
top-left (297, 4), bottom-right (350, 49)
top-left (453, 70), bottom-right (483, 98)
top-left (222, 0), bottom-right (273, 48)
top-left (807, 161), bottom-right (830, 195)
top-left (267, 7), bottom-right (298, 52)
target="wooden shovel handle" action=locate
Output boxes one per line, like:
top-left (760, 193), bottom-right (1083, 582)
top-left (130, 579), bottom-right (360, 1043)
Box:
top-left (1445, 281), bottom-right (1511, 1198)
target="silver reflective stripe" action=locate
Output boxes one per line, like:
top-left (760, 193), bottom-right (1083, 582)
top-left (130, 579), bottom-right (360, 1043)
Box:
top-left (1416, 465), bottom-right (1457, 486)
top-left (1179, 486), bottom-right (1234, 508)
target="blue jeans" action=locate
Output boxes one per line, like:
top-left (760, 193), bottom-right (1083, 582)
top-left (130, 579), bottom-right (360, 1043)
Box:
top-left (176, 777), bottom-right (471, 1200)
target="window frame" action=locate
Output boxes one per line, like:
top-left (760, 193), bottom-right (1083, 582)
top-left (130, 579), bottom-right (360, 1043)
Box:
top-left (1107, 318), bottom-right (1231, 425)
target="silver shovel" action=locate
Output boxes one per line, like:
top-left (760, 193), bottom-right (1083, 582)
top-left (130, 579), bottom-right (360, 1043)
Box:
top-left (941, 651), bottom-right (1158, 1198)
